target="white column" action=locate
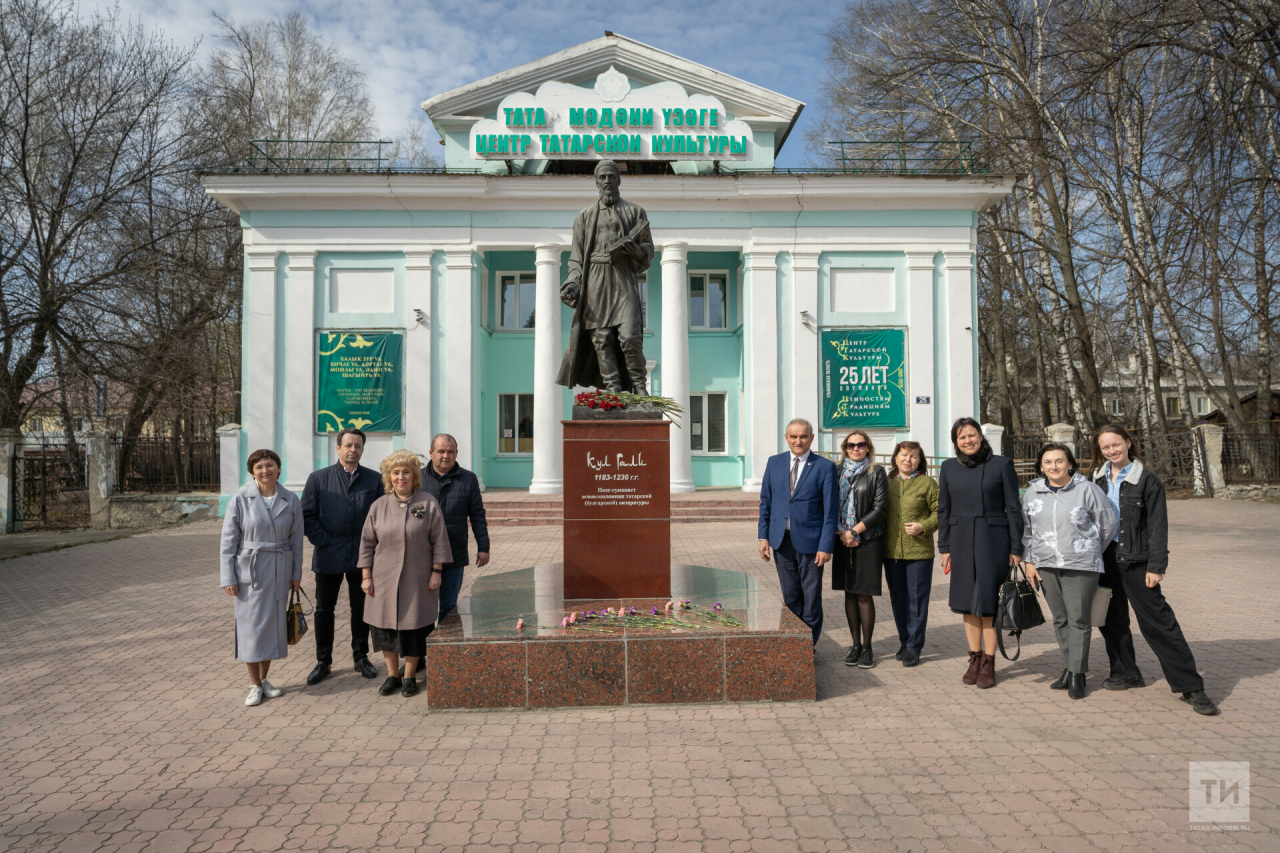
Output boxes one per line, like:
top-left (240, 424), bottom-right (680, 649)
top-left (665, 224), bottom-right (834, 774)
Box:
top-left (218, 424), bottom-right (242, 497)
top-left (905, 251), bottom-right (938, 459)
top-left (982, 423), bottom-right (1005, 457)
top-left (943, 250), bottom-right (976, 427)
top-left (0, 429), bottom-right (18, 534)
top-left (742, 250), bottom-right (779, 492)
top-left (661, 242), bottom-right (695, 493)
top-left (245, 251), bottom-right (278, 457)
top-left (405, 251), bottom-right (434, 456)
top-left (445, 250), bottom-right (476, 471)
top-left (791, 251), bottom-right (821, 440)
top-left (530, 244), bottom-right (565, 494)
top-left (283, 251), bottom-right (316, 491)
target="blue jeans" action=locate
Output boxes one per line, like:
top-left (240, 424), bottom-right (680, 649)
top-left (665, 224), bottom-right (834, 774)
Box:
top-left (884, 558), bottom-right (933, 652)
top-left (774, 531), bottom-right (824, 645)
top-left (438, 566), bottom-right (465, 618)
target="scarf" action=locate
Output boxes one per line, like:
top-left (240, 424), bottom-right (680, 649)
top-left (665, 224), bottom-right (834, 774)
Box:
top-left (838, 457), bottom-right (870, 539)
top-left (956, 441), bottom-right (993, 467)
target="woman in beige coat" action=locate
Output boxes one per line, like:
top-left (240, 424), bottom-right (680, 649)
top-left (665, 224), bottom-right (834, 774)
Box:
top-left (358, 449), bottom-right (452, 697)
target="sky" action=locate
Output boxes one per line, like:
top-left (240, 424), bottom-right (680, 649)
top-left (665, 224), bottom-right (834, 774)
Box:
top-left (106, 0), bottom-right (849, 167)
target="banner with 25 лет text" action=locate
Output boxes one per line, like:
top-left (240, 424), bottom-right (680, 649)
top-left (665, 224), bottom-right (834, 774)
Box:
top-left (821, 328), bottom-right (907, 430)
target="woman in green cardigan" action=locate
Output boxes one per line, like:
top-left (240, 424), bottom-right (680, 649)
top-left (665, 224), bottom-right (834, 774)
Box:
top-left (883, 441), bottom-right (939, 667)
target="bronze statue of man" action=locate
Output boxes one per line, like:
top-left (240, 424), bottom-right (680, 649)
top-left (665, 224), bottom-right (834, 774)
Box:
top-left (555, 159), bottom-right (654, 394)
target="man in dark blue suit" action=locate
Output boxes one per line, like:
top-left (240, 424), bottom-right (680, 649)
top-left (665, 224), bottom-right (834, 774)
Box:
top-left (758, 418), bottom-right (839, 647)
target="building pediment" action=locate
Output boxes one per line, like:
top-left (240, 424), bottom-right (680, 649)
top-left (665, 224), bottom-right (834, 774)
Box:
top-left (422, 32), bottom-right (804, 152)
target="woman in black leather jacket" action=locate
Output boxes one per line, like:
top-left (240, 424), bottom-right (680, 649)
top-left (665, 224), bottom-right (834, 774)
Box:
top-left (833, 429), bottom-right (888, 668)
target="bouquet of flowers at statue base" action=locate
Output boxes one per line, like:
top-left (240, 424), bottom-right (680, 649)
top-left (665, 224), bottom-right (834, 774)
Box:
top-left (573, 389), bottom-right (683, 426)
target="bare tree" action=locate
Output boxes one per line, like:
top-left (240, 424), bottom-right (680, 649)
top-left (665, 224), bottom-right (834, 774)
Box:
top-left (0, 0), bottom-right (199, 435)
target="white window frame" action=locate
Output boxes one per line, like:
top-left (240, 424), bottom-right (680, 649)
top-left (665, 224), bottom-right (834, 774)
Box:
top-left (1195, 396), bottom-right (1211, 415)
top-left (496, 271), bottom-right (536, 331)
top-left (496, 392), bottom-right (534, 456)
top-left (688, 391), bottom-right (729, 455)
top-left (688, 270), bottom-right (730, 330)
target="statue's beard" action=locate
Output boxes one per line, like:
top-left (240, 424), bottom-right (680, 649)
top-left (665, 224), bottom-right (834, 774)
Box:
top-left (600, 188), bottom-right (618, 206)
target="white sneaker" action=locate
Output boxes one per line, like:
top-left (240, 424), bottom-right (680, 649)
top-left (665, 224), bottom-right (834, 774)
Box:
top-left (260, 680), bottom-right (283, 699)
top-left (245, 684), bottom-right (264, 706)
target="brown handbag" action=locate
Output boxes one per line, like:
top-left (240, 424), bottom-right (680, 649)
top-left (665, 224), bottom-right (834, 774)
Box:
top-left (286, 587), bottom-right (312, 645)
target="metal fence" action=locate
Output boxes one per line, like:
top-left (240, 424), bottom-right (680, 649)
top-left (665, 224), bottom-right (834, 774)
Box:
top-left (114, 436), bottom-right (220, 494)
top-left (1222, 431), bottom-right (1280, 484)
top-left (1004, 427), bottom-right (1210, 493)
top-left (828, 140), bottom-right (987, 175)
top-left (8, 442), bottom-right (89, 532)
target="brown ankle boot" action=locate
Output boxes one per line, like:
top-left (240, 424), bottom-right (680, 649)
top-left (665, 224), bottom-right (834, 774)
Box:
top-left (976, 653), bottom-right (996, 689)
top-left (962, 651), bottom-right (982, 685)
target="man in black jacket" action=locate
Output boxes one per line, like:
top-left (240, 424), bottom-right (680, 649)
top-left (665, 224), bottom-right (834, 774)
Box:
top-left (301, 428), bottom-right (384, 684)
top-left (420, 433), bottom-right (490, 618)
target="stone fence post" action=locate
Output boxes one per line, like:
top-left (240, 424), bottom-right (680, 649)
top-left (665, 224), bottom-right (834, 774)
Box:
top-left (981, 424), bottom-right (1004, 457)
top-left (218, 424), bottom-right (242, 516)
top-left (1045, 423), bottom-right (1077, 455)
top-left (1195, 424), bottom-right (1226, 495)
top-left (85, 430), bottom-right (117, 530)
top-left (0, 429), bottom-right (20, 534)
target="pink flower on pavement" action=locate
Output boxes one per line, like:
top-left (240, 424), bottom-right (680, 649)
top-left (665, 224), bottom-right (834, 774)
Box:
top-left (560, 616), bottom-right (569, 628)
top-left (664, 601), bottom-right (674, 612)
top-left (516, 618), bottom-right (524, 630)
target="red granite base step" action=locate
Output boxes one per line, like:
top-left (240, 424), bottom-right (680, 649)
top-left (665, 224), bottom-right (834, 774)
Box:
top-left (418, 563), bottom-right (816, 709)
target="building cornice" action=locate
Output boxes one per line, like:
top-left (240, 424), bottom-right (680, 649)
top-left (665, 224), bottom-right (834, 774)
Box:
top-left (203, 173), bottom-right (1016, 216)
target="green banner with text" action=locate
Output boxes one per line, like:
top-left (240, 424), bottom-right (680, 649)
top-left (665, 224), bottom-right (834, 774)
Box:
top-left (821, 328), bottom-right (908, 430)
top-left (316, 332), bottom-right (404, 434)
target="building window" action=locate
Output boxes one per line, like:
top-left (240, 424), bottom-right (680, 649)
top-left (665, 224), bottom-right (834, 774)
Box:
top-left (1165, 396), bottom-right (1181, 417)
top-left (689, 392), bottom-right (727, 454)
top-left (1108, 398), bottom-right (1122, 415)
top-left (1196, 396), bottom-right (1211, 415)
top-left (689, 273), bottom-right (727, 329)
top-left (498, 394), bottom-right (534, 454)
top-left (499, 273), bottom-right (536, 329)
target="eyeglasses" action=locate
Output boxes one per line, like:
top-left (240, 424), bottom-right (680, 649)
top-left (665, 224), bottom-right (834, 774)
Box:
top-left (845, 441), bottom-right (868, 450)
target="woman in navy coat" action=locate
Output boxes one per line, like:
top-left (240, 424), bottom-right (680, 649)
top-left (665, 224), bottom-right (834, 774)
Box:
top-left (937, 418), bottom-right (1025, 689)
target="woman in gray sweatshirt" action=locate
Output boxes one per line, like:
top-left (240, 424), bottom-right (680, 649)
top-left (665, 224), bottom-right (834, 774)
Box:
top-left (1021, 443), bottom-right (1118, 700)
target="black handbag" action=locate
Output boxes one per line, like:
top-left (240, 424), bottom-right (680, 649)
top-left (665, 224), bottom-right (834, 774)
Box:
top-left (994, 564), bottom-right (1045, 661)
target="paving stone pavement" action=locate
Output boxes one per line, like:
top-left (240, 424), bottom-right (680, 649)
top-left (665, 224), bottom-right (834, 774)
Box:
top-left (0, 498), bottom-right (1276, 852)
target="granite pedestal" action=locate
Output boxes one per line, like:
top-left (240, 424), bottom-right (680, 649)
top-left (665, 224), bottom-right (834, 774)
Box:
top-left (562, 419), bottom-right (670, 599)
top-left (418, 563), bottom-right (816, 709)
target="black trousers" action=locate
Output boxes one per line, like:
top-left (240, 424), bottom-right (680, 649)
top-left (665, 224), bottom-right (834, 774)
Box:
top-left (1097, 542), bottom-right (1204, 694)
top-left (314, 571), bottom-right (370, 666)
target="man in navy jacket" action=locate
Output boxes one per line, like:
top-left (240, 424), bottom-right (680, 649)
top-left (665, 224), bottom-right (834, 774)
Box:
top-left (420, 434), bottom-right (490, 619)
top-left (301, 428), bottom-right (384, 684)
top-left (758, 418), bottom-right (838, 646)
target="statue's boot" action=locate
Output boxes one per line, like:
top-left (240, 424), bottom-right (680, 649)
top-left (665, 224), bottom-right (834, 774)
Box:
top-left (589, 328), bottom-right (625, 392)
top-left (619, 324), bottom-right (648, 395)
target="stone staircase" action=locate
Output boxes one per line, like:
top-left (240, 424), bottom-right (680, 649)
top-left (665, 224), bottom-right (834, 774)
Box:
top-left (482, 493), bottom-right (759, 527)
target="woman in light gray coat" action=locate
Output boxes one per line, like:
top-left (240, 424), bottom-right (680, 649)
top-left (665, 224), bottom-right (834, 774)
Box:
top-left (220, 448), bottom-right (305, 707)
top-left (1021, 443), bottom-right (1118, 701)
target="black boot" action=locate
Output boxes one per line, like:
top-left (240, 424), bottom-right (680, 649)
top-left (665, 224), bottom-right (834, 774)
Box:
top-left (1067, 672), bottom-right (1086, 700)
top-left (1049, 669), bottom-right (1070, 690)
